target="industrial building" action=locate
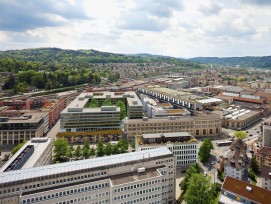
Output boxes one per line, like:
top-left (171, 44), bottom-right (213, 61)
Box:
top-left (0, 148), bottom-right (176, 204)
top-left (221, 106), bottom-right (261, 130)
top-left (135, 132), bottom-right (199, 167)
top-left (0, 137), bottom-right (52, 172)
top-left (124, 113), bottom-right (222, 141)
top-left (0, 112), bottom-right (49, 146)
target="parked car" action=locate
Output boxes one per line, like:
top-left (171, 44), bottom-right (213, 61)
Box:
top-left (211, 161), bottom-right (215, 165)
top-left (204, 171), bottom-right (207, 176)
top-left (181, 169), bottom-right (186, 174)
top-left (217, 158), bottom-right (220, 163)
top-left (249, 134), bottom-right (253, 137)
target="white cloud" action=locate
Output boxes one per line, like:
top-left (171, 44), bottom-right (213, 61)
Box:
top-left (0, 0), bottom-right (270, 57)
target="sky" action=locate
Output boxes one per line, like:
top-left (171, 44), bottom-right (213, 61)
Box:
top-left (0, 0), bottom-right (271, 58)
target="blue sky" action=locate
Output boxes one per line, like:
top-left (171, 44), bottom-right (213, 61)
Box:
top-left (0, 0), bottom-right (270, 58)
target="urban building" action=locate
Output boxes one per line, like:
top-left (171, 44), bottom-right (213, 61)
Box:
top-left (83, 92), bottom-right (143, 119)
top-left (0, 99), bottom-right (30, 110)
top-left (59, 106), bottom-right (121, 143)
top-left (41, 99), bottom-right (65, 127)
top-left (261, 165), bottom-right (271, 190)
top-left (219, 176), bottom-right (271, 204)
top-left (263, 125), bottom-right (271, 148)
top-left (256, 146), bottom-right (271, 168)
top-left (124, 113), bottom-right (222, 141)
top-left (0, 148), bottom-right (176, 204)
top-left (0, 137), bottom-right (52, 172)
top-left (224, 139), bottom-right (248, 181)
top-left (135, 132), bottom-right (199, 167)
top-left (0, 112), bottom-right (49, 146)
top-left (222, 106), bottom-right (261, 130)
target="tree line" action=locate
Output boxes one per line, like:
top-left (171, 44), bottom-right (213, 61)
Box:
top-left (53, 138), bottom-right (129, 163)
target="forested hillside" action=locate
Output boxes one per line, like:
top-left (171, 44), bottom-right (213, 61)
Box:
top-left (189, 56), bottom-right (271, 68)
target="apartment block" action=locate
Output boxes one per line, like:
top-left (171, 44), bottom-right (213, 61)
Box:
top-left (0, 148), bottom-right (176, 204)
top-left (0, 112), bottom-right (49, 146)
top-left (0, 137), bottom-right (52, 172)
top-left (224, 139), bottom-right (248, 181)
top-left (263, 125), bottom-right (271, 148)
top-left (41, 99), bottom-right (65, 127)
top-left (124, 113), bottom-right (222, 141)
top-left (256, 146), bottom-right (271, 168)
top-left (261, 165), bottom-right (271, 190)
top-left (136, 132), bottom-right (199, 167)
top-left (0, 99), bottom-right (30, 110)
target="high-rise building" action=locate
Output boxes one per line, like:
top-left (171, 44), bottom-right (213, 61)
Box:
top-left (0, 148), bottom-right (176, 204)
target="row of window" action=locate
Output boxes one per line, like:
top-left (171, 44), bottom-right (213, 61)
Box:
top-left (55, 197), bottom-right (109, 204)
top-left (174, 150), bottom-right (197, 155)
top-left (114, 187), bottom-right (161, 201)
top-left (21, 184), bottom-right (109, 204)
top-left (114, 180), bottom-right (160, 193)
top-left (177, 159), bottom-right (197, 166)
top-left (173, 145), bottom-right (197, 150)
top-left (176, 155), bottom-right (197, 160)
top-left (119, 193), bottom-right (162, 204)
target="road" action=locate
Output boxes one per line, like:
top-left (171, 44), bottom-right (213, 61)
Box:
top-left (46, 120), bottom-right (60, 139)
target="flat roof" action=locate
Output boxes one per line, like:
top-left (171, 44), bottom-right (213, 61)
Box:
top-left (0, 148), bottom-right (172, 185)
top-left (0, 138), bottom-right (52, 172)
top-left (142, 132), bottom-right (192, 139)
top-left (111, 166), bottom-right (162, 186)
top-left (0, 112), bottom-right (48, 124)
top-left (222, 176), bottom-right (271, 204)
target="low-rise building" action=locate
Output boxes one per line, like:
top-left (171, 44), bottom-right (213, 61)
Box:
top-left (0, 137), bottom-right (52, 172)
top-left (0, 112), bottom-right (49, 146)
top-left (261, 165), bottom-right (271, 190)
top-left (222, 107), bottom-right (261, 130)
top-left (256, 146), bottom-right (271, 168)
top-left (41, 99), bottom-right (65, 127)
top-left (219, 176), bottom-right (271, 204)
top-left (124, 113), bottom-right (222, 141)
top-left (0, 99), bottom-right (30, 110)
top-left (224, 139), bottom-right (248, 181)
top-left (0, 148), bottom-right (176, 204)
top-left (135, 132), bottom-right (199, 167)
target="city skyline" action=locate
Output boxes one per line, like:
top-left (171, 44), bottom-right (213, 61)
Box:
top-left (0, 0), bottom-right (271, 58)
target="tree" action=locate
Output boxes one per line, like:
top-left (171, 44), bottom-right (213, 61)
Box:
top-left (67, 146), bottom-right (73, 158)
top-left (96, 140), bottom-right (104, 157)
top-left (2, 74), bottom-right (16, 90)
top-left (31, 73), bottom-right (45, 89)
top-left (250, 155), bottom-right (259, 174)
top-left (83, 141), bottom-right (90, 150)
top-left (53, 138), bottom-right (69, 161)
top-left (82, 146), bottom-right (90, 158)
top-left (116, 100), bottom-right (127, 120)
top-left (118, 139), bottom-right (129, 151)
top-left (198, 138), bottom-right (213, 163)
top-left (111, 144), bottom-right (119, 155)
top-left (180, 163), bottom-right (201, 192)
top-left (184, 174), bottom-right (215, 204)
top-left (74, 145), bottom-right (82, 158)
top-left (103, 98), bottom-right (112, 106)
top-left (131, 140), bottom-right (135, 149)
top-left (104, 143), bottom-right (112, 156)
top-left (90, 147), bottom-right (96, 156)
top-left (16, 82), bottom-right (28, 93)
top-left (234, 131), bottom-right (247, 140)
top-left (11, 140), bottom-right (27, 155)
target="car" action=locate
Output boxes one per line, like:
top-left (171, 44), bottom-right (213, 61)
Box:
top-left (249, 134), bottom-right (253, 137)
top-left (208, 166), bottom-right (211, 171)
top-left (257, 131), bottom-right (260, 133)
top-left (181, 169), bottom-right (186, 174)
top-left (204, 171), bottom-right (207, 176)
top-left (246, 131), bottom-right (249, 133)
top-left (217, 158), bottom-right (220, 163)
top-left (211, 161), bottom-right (215, 165)
top-left (229, 138), bottom-right (234, 141)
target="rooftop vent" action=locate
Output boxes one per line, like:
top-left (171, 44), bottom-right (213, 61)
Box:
top-left (246, 186), bottom-right (252, 192)
top-left (137, 167), bottom-right (145, 173)
top-left (143, 117), bottom-right (148, 121)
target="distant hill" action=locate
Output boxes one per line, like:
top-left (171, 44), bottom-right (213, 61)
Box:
top-left (0, 48), bottom-right (203, 69)
top-left (188, 56), bottom-right (271, 68)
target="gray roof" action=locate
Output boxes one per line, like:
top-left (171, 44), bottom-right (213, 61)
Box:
top-left (142, 132), bottom-right (191, 139)
top-left (0, 148), bottom-right (172, 185)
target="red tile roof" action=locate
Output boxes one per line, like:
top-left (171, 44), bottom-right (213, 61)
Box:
top-left (257, 146), bottom-right (271, 159)
top-left (222, 176), bottom-right (271, 204)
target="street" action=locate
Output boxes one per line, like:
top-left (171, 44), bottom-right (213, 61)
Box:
top-left (46, 120), bottom-right (60, 139)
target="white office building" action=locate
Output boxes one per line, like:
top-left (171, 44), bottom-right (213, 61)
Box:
top-left (136, 132), bottom-right (199, 168)
top-left (0, 148), bottom-right (176, 204)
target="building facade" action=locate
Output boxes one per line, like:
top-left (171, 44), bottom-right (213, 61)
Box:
top-left (256, 146), bottom-right (271, 168)
top-left (124, 114), bottom-right (222, 141)
top-left (0, 148), bottom-right (176, 204)
top-left (0, 113), bottom-right (49, 146)
top-left (261, 165), bottom-right (271, 190)
top-left (263, 125), bottom-right (271, 148)
top-left (224, 139), bottom-right (248, 181)
top-left (136, 132), bottom-right (199, 167)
